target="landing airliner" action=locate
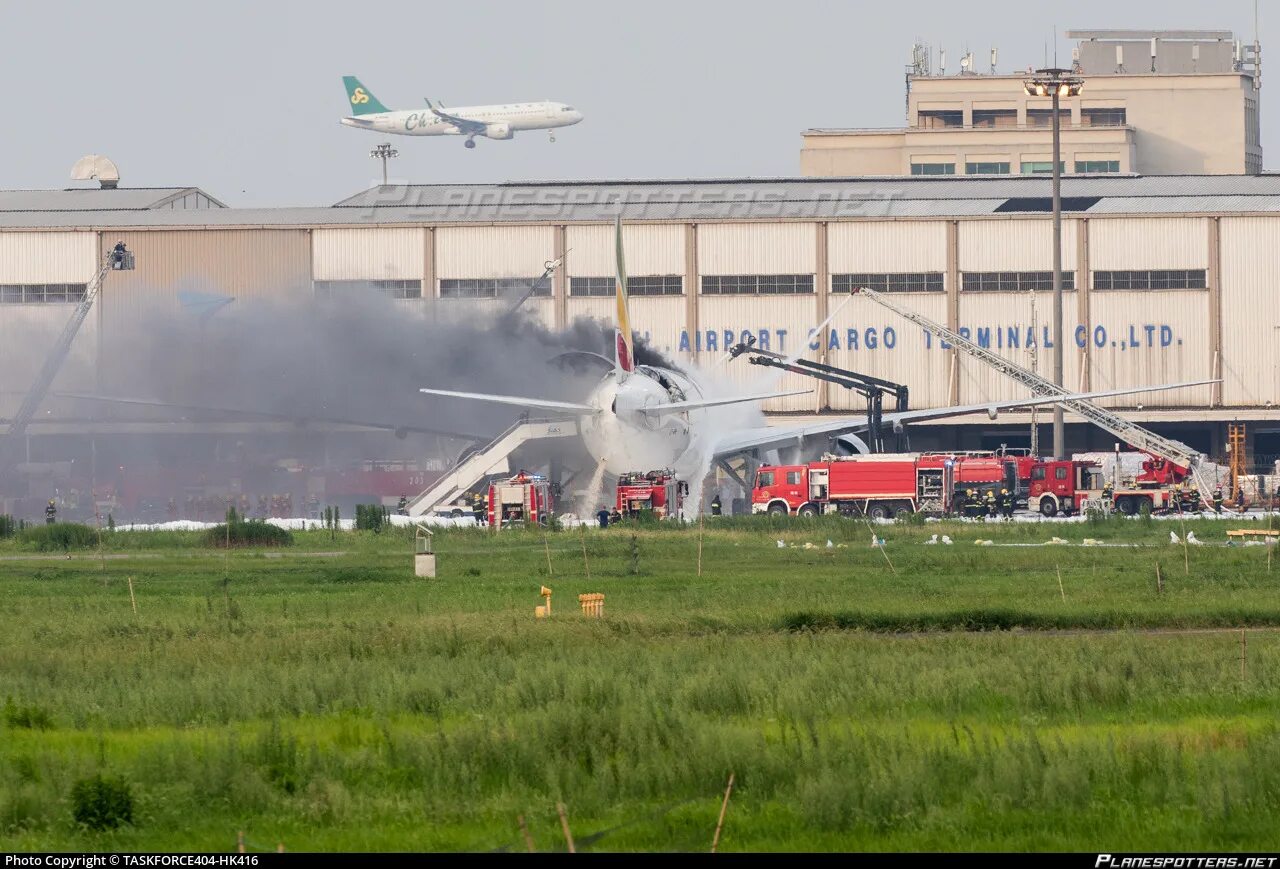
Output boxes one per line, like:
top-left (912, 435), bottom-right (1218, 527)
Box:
top-left (340, 76), bottom-right (582, 148)
top-left (418, 219), bottom-right (1219, 504)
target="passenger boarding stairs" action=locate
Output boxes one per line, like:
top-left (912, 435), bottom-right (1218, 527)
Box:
top-left (405, 418), bottom-right (578, 517)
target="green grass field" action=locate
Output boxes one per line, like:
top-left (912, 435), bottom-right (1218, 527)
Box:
top-left (2, 515), bottom-right (1279, 852)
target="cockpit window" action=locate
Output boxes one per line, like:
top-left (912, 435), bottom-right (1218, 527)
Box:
top-left (562, 106), bottom-right (575, 111)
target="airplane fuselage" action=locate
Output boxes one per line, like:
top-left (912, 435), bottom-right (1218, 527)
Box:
top-left (578, 367), bottom-right (703, 478)
top-left (341, 101), bottom-right (582, 137)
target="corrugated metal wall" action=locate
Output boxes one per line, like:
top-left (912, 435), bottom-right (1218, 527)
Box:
top-left (1088, 292), bottom-right (1211, 407)
top-left (312, 228), bottom-right (424, 280)
top-left (828, 293), bottom-right (951, 409)
top-left (1218, 217), bottom-right (1279, 406)
top-left (0, 231), bottom-right (98, 282)
top-left (0, 233), bottom-right (98, 415)
top-left (435, 226), bottom-right (554, 279)
top-left (957, 293), bottom-right (1085, 404)
top-left (97, 229), bottom-right (311, 393)
top-left (827, 221), bottom-right (948, 272)
top-left (959, 219), bottom-right (1079, 270)
top-left (700, 296), bottom-right (819, 412)
top-left (566, 224), bottom-right (684, 275)
top-left (566, 297), bottom-right (686, 361)
top-left (1089, 218), bottom-right (1209, 269)
top-left (697, 223), bottom-right (816, 274)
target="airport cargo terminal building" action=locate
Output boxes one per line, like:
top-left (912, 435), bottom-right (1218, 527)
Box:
top-left (0, 174), bottom-right (1277, 465)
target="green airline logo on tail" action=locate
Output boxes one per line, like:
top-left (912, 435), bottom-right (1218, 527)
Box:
top-left (342, 76), bottom-right (389, 115)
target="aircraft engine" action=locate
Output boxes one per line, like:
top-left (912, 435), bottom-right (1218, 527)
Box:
top-left (484, 122), bottom-right (514, 140)
top-left (987, 406), bottom-right (999, 420)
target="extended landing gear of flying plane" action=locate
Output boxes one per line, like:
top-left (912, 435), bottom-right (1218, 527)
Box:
top-left (548, 131), bottom-right (556, 143)
top-left (464, 137), bottom-right (477, 149)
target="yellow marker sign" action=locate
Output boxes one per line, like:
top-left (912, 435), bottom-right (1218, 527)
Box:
top-left (350, 88), bottom-right (370, 105)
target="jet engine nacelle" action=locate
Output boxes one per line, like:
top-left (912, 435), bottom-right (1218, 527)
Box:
top-left (485, 122), bottom-right (513, 140)
top-left (987, 406), bottom-right (999, 420)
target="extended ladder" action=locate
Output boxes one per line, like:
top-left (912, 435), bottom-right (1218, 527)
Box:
top-left (405, 418), bottom-right (577, 517)
top-left (0, 249), bottom-right (128, 476)
top-left (852, 286), bottom-right (1217, 504)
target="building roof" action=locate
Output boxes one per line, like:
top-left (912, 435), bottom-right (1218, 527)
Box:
top-left (0, 187), bottom-right (225, 212)
top-left (5, 175), bottom-right (1280, 227)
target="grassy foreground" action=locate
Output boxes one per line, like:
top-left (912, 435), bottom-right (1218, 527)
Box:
top-left (1, 515), bottom-right (1279, 851)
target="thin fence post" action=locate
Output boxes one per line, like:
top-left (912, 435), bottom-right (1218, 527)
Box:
top-left (543, 533), bottom-right (554, 578)
top-left (1155, 561), bottom-right (1164, 594)
top-left (711, 771), bottom-right (735, 853)
top-left (697, 497), bottom-right (706, 578)
top-left (236, 831), bottom-right (245, 854)
top-left (1056, 564), bottom-right (1065, 602)
top-left (579, 524), bottom-right (591, 581)
top-left (517, 814), bottom-right (536, 852)
top-left (127, 576), bottom-right (137, 616)
top-left (1241, 629), bottom-right (1247, 681)
top-left (556, 802), bottom-right (575, 854)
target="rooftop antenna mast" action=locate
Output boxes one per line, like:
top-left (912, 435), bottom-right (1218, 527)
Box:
top-left (1256, 0), bottom-right (1263, 90)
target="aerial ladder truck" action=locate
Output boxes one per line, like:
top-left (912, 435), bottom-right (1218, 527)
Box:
top-left (851, 286), bottom-right (1218, 508)
top-left (0, 245), bottom-right (134, 480)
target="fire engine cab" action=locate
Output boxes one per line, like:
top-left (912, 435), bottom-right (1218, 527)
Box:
top-left (487, 470), bottom-right (553, 528)
top-left (1028, 456), bottom-right (1198, 517)
top-left (616, 469), bottom-right (687, 520)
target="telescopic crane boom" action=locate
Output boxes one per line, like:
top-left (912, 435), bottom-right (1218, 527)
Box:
top-left (851, 285), bottom-right (1218, 504)
top-left (0, 247), bottom-right (131, 477)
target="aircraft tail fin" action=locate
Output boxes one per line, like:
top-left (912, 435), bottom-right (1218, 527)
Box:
top-left (613, 215), bottom-right (635, 376)
top-left (343, 76), bottom-right (389, 115)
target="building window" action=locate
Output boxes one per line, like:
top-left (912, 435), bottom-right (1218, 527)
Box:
top-left (918, 110), bottom-right (963, 129)
top-left (1092, 270), bottom-right (1207, 291)
top-left (1025, 109), bottom-right (1058, 128)
top-left (1020, 161), bottom-right (1066, 175)
top-left (962, 272), bottom-right (1075, 292)
top-left (1082, 107), bottom-right (1126, 126)
top-left (439, 278), bottom-right (550, 299)
top-left (972, 110), bottom-right (1017, 128)
top-left (966, 161), bottom-right (1011, 175)
top-left (1074, 160), bottom-right (1120, 174)
top-left (0, 283), bottom-right (88, 304)
top-left (910, 162), bottom-right (955, 176)
top-left (570, 275), bottom-right (682, 297)
top-left (314, 279), bottom-right (422, 299)
top-left (701, 274), bottom-right (814, 295)
top-left (832, 273), bottom-right (944, 294)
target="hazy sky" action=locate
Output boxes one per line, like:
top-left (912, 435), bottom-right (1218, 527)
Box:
top-left (2, 0), bottom-right (1268, 206)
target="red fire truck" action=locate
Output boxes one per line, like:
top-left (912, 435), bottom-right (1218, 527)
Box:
top-left (1028, 457), bottom-right (1198, 517)
top-left (752, 453), bottom-right (1019, 519)
top-left (616, 470), bottom-right (687, 520)
top-left (487, 470), bottom-right (553, 528)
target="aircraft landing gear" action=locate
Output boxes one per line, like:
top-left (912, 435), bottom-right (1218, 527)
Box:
top-left (464, 138), bottom-right (477, 149)
top-left (548, 131), bottom-right (556, 143)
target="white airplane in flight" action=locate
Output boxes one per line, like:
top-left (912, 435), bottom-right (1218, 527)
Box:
top-left (340, 76), bottom-right (582, 148)
top-left (418, 219), bottom-right (1219, 501)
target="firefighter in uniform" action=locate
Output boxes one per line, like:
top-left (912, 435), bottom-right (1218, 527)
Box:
top-left (1212, 487), bottom-right (1224, 514)
top-left (998, 488), bottom-right (1014, 520)
top-left (1236, 487), bottom-right (1246, 512)
top-left (396, 495), bottom-right (408, 516)
top-left (45, 499), bottom-right (57, 525)
top-left (960, 488), bottom-right (977, 519)
top-left (471, 492), bottom-right (486, 525)
top-left (983, 489), bottom-right (996, 520)
top-left (596, 506), bottom-right (610, 528)
top-left (710, 494), bottom-right (722, 516)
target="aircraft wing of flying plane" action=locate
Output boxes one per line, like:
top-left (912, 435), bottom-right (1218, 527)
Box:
top-left (423, 98), bottom-right (487, 135)
top-left (707, 380), bottom-right (1222, 459)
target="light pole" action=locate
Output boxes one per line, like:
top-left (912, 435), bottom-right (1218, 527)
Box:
top-left (370, 143), bottom-right (398, 186)
top-left (1024, 69), bottom-right (1083, 460)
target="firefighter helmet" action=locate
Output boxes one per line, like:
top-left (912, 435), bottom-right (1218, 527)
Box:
top-left (1000, 488), bottom-right (1008, 495)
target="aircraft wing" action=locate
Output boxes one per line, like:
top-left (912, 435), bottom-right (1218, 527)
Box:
top-left (418, 387), bottom-right (599, 414)
top-left (709, 379), bottom-right (1221, 459)
top-left (424, 99), bottom-right (487, 134)
top-left (53, 392), bottom-right (488, 443)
